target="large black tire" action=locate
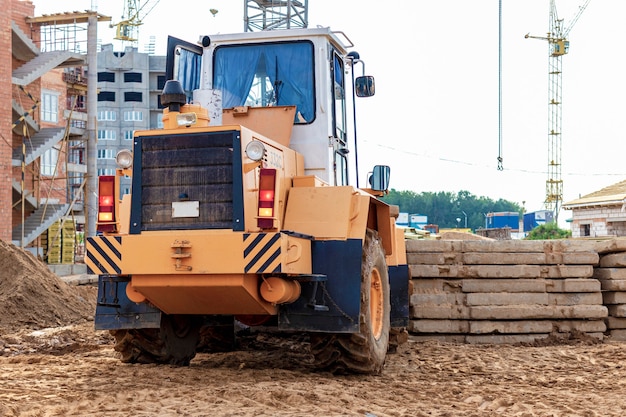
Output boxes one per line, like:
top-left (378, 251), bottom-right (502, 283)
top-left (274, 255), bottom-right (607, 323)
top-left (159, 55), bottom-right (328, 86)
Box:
top-left (310, 229), bottom-right (391, 374)
top-left (111, 314), bottom-right (200, 366)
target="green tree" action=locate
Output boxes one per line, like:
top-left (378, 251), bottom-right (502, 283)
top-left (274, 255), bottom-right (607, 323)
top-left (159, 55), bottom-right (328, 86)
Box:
top-left (381, 189), bottom-right (522, 231)
top-left (524, 222), bottom-right (571, 240)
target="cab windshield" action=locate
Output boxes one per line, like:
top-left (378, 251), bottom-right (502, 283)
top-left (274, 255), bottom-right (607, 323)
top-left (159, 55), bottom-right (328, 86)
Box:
top-left (213, 41), bottom-right (315, 124)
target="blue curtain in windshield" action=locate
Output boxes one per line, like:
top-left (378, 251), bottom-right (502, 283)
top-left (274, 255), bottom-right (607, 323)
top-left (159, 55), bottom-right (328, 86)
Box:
top-left (264, 44), bottom-right (314, 122)
top-left (214, 42), bottom-right (314, 123)
top-left (213, 47), bottom-right (262, 109)
top-left (176, 48), bottom-right (202, 101)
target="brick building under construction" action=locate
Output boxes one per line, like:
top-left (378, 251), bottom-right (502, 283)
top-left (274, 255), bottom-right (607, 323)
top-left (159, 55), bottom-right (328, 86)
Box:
top-left (1, 0), bottom-right (109, 260)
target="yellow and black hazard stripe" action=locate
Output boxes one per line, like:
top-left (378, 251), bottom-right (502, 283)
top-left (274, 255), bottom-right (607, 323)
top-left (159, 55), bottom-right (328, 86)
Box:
top-left (243, 233), bottom-right (282, 274)
top-left (86, 236), bottom-right (122, 275)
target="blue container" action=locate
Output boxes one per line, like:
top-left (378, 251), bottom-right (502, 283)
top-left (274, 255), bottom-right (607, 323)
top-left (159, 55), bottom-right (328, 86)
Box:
top-left (523, 210), bottom-right (554, 232)
top-left (486, 212), bottom-right (519, 229)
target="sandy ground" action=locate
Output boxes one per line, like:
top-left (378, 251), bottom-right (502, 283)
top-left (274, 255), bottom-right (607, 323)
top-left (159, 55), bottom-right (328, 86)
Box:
top-left (3, 240), bottom-right (626, 416)
top-left (2, 322), bottom-right (626, 417)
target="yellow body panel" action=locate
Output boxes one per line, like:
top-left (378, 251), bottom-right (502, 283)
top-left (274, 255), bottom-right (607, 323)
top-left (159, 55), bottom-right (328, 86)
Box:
top-left (283, 186), bottom-right (370, 240)
top-left (87, 230), bottom-right (311, 315)
top-left (222, 105), bottom-right (296, 147)
top-left (86, 230), bottom-right (311, 276)
top-left (386, 221), bottom-right (407, 267)
top-left (130, 274), bottom-right (277, 315)
top-left (292, 175), bottom-right (328, 187)
top-left (119, 194), bottom-right (131, 235)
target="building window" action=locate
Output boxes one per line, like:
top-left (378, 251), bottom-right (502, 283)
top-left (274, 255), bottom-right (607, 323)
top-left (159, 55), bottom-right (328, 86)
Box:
top-left (98, 91), bottom-right (116, 102)
top-left (97, 130), bottom-right (117, 140)
top-left (40, 147), bottom-right (59, 176)
top-left (97, 168), bottom-right (115, 176)
top-left (124, 92), bottom-right (143, 102)
top-left (97, 110), bottom-right (117, 121)
top-left (68, 143), bottom-right (83, 165)
top-left (68, 94), bottom-right (86, 110)
top-left (41, 90), bottom-right (59, 123)
top-left (124, 111), bottom-right (143, 122)
top-left (580, 224), bottom-right (591, 237)
top-left (157, 75), bottom-right (166, 90)
top-left (98, 72), bottom-right (115, 82)
top-left (124, 130), bottom-right (134, 140)
top-left (157, 94), bottom-right (166, 109)
top-left (97, 149), bottom-right (116, 159)
top-left (124, 72), bottom-right (142, 83)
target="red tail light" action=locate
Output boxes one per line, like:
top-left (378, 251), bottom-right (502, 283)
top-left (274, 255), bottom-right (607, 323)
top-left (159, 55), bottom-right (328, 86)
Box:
top-left (97, 176), bottom-right (117, 233)
top-left (257, 168), bottom-right (276, 229)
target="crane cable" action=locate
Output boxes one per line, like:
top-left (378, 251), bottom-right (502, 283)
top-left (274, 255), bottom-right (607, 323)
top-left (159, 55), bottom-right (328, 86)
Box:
top-left (132, 0), bottom-right (161, 23)
top-left (497, 0), bottom-right (504, 171)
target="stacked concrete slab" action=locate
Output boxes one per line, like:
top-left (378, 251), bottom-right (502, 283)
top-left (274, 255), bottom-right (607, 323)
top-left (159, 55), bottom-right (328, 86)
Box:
top-left (407, 239), bottom-right (606, 343)
top-left (593, 239), bottom-right (626, 340)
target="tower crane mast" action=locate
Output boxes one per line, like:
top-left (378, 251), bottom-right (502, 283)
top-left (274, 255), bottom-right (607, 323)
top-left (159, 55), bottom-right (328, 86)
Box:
top-left (244, 0), bottom-right (309, 32)
top-left (525, 0), bottom-right (590, 220)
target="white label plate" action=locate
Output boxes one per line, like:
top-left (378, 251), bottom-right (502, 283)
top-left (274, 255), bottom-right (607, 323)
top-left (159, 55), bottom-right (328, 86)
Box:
top-left (172, 201), bottom-right (200, 218)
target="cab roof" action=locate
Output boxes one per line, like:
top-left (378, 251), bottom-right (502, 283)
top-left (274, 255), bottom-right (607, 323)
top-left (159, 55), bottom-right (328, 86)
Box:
top-left (204, 27), bottom-right (354, 55)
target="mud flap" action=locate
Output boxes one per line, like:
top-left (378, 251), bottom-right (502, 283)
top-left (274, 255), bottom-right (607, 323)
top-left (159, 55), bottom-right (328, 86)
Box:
top-left (278, 239), bottom-right (361, 333)
top-left (389, 264), bottom-right (409, 327)
top-left (94, 275), bottom-right (161, 330)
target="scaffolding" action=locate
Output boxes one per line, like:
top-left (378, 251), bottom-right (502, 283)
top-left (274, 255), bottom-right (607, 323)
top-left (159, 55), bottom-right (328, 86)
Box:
top-left (27, 11), bottom-right (110, 53)
top-left (10, 11), bottom-right (111, 253)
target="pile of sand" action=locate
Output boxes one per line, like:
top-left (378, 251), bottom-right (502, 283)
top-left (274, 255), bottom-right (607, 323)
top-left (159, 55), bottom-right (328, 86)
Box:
top-left (0, 239), bottom-right (97, 332)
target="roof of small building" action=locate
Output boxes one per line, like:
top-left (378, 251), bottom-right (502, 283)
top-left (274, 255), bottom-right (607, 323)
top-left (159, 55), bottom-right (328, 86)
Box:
top-left (563, 179), bottom-right (626, 209)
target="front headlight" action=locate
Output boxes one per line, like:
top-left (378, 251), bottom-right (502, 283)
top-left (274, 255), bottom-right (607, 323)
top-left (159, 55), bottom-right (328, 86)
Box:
top-left (176, 112), bottom-right (197, 126)
top-left (116, 149), bottom-right (133, 169)
top-left (245, 141), bottom-right (266, 161)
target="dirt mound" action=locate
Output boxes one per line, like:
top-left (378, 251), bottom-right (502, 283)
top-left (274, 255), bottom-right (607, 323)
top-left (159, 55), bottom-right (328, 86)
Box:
top-left (0, 239), bottom-right (97, 332)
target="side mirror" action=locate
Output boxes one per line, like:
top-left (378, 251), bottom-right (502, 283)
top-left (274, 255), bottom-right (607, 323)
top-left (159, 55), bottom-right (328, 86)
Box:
top-left (355, 75), bottom-right (375, 97)
top-left (369, 165), bottom-right (390, 191)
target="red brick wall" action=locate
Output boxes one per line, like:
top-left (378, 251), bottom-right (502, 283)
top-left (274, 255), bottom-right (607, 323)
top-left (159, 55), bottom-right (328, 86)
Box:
top-left (0, 0), bottom-right (16, 241)
top-left (8, 1), bottom-right (42, 243)
top-left (6, 2), bottom-right (87, 244)
top-left (12, 0), bottom-right (35, 32)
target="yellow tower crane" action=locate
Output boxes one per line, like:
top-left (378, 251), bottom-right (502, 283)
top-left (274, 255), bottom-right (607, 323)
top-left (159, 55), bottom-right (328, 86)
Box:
top-left (112, 0), bottom-right (162, 43)
top-left (525, 0), bottom-right (590, 220)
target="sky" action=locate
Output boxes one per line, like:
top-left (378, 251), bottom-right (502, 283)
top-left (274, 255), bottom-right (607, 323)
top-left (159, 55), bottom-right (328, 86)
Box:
top-left (33, 1), bottom-right (626, 225)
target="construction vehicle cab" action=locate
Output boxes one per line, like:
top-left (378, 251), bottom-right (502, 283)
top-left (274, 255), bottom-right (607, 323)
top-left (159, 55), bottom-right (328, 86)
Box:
top-left (167, 28), bottom-right (375, 187)
top-left (87, 27), bottom-right (408, 375)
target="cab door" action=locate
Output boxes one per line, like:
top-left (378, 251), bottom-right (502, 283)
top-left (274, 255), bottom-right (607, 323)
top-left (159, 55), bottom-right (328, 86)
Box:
top-left (165, 36), bottom-right (203, 101)
top-left (330, 51), bottom-right (349, 186)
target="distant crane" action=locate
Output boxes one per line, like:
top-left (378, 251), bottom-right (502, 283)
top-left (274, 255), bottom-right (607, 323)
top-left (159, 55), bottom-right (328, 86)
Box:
top-left (112, 0), bottom-right (161, 43)
top-left (525, 0), bottom-right (590, 219)
top-left (244, 0), bottom-right (308, 32)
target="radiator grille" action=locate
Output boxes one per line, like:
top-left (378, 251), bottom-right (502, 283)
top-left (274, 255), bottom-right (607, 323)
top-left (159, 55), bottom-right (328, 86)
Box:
top-left (136, 131), bottom-right (238, 231)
